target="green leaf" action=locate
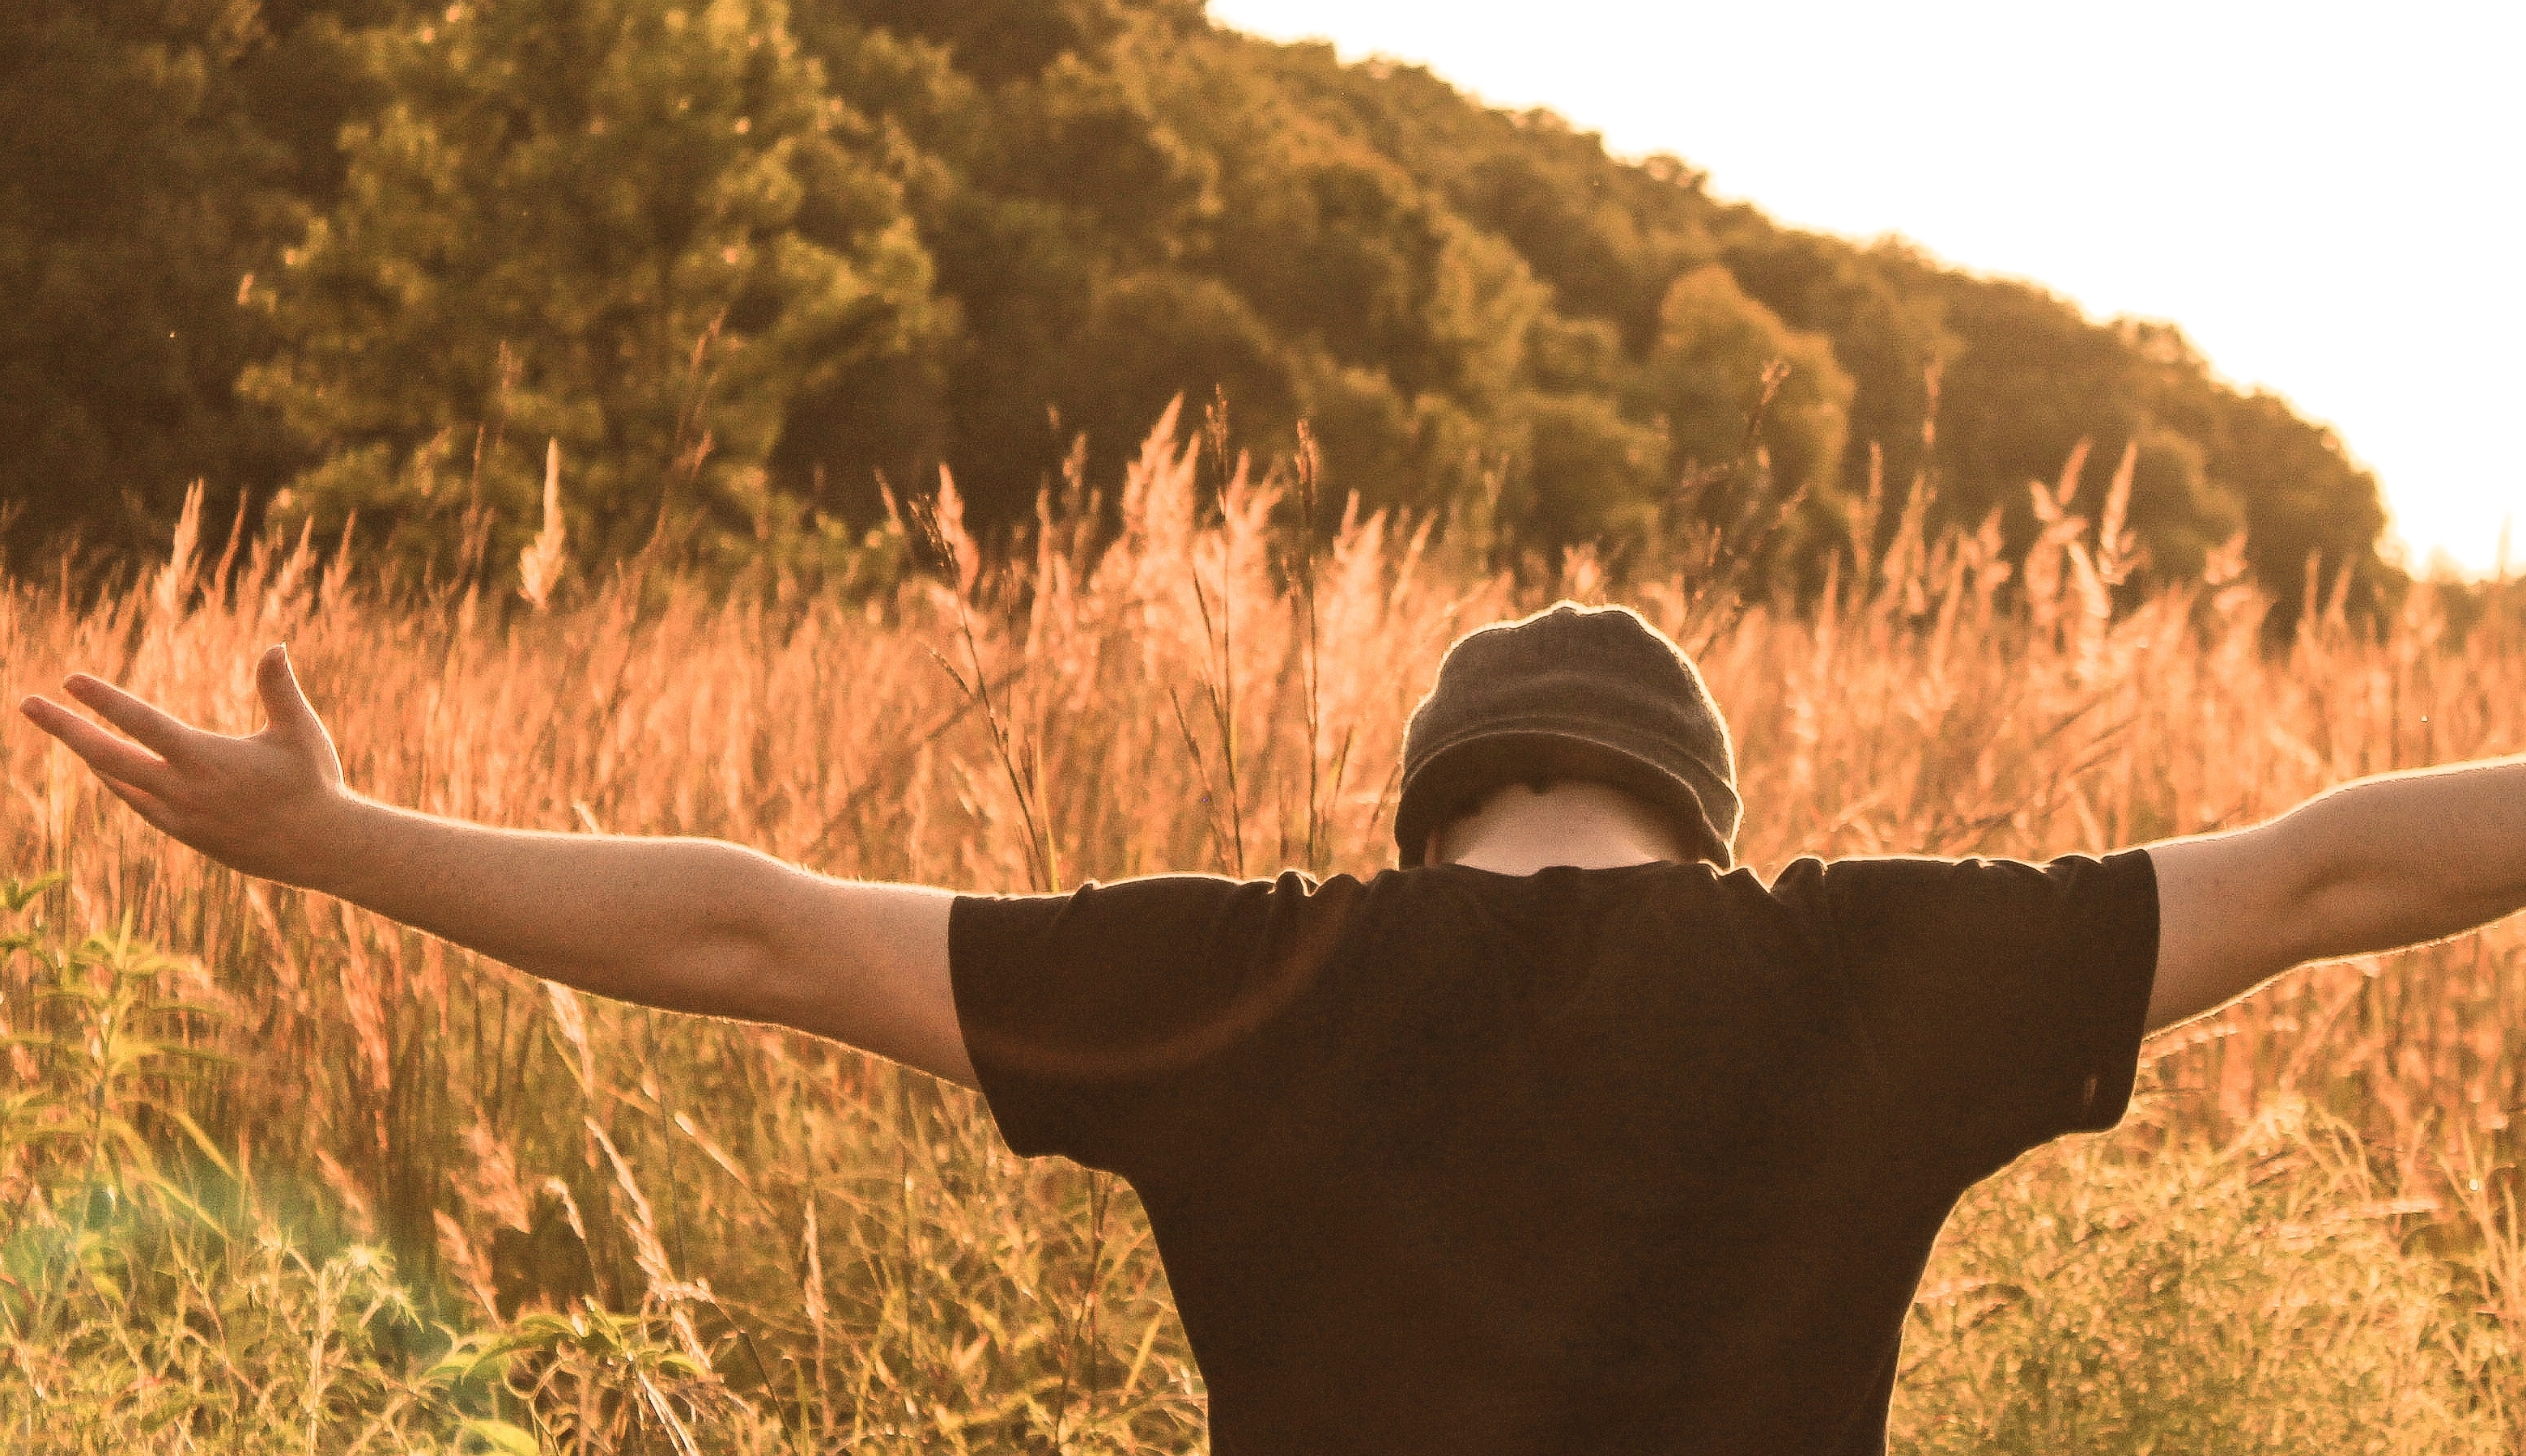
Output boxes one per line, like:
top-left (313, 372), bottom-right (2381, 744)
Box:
top-left (151, 1106), bottom-right (239, 1182)
top-left (0, 873), bottom-right (62, 915)
top-left (459, 1417), bottom-right (543, 1456)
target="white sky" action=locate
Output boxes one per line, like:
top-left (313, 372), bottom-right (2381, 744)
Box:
top-left (1208, 0), bottom-right (2524, 578)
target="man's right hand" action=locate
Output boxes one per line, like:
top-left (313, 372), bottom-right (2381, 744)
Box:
top-left (21, 645), bottom-right (352, 889)
top-left (21, 645), bottom-right (976, 1088)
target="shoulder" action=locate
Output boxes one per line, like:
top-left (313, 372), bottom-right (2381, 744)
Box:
top-left (1759, 851), bottom-right (2158, 983)
top-left (949, 868), bottom-right (1379, 1091)
top-left (949, 868), bottom-right (1380, 1012)
top-left (952, 868), bottom-right (1368, 943)
top-left (1771, 850), bottom-right (2155, 907)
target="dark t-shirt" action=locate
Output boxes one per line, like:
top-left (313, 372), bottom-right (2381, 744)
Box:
top-left (950, 851), bottom-right (2158, 1455)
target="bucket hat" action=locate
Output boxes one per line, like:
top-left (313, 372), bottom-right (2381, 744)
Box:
top-left (1393, 601), bottom-right (1739, 868)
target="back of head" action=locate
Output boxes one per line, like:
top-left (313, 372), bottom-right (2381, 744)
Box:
top-left (1393, 601), bottom-right (1740, 868)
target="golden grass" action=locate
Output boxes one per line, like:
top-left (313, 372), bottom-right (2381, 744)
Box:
top-left (2, 407), bottom-right (2523, 1452)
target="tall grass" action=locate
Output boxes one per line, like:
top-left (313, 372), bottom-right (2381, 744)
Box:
top-left (2, 405), bottom-right (2522, 1451)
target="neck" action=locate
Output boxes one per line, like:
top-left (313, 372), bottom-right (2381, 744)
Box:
top-left (1434, 780), bottom-right (1694, 876)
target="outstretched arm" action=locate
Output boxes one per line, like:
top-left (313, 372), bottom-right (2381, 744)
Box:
top-left (19, 647), bottom-right (976, 1087)
top-left (2145, 753), bottom-right (2526, 1033)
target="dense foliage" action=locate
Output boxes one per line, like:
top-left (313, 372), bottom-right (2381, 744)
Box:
top-left (3, 0), bottom-right (2389, 609)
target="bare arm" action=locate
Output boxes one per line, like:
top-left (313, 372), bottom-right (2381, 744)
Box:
top-left (19, 647), bottom-right (976, 1087)
top-left (2145, 754), bottom-right (2526, 1032)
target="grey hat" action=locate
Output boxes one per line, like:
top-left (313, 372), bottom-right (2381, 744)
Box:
top-left (1393, 601), bottom-right (1740, 868)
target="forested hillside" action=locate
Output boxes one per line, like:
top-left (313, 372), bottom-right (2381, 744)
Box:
top-left (2, 0), bottom-right (2389, 609)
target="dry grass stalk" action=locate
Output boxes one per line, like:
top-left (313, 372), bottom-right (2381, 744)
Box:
top-left (519, 439), bottom-right (570, 612)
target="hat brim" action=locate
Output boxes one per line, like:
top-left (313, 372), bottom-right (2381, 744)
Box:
top-left (1393, 728), bottom-right (1729, 869)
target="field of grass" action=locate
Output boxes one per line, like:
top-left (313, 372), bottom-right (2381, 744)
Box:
top-left (2, 414), bottom-right (2524, 1452)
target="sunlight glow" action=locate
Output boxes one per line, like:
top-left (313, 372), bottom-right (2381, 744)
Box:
top-left (1209, 0), bottom-right (2525, 578)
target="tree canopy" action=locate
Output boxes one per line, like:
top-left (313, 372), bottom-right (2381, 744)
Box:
top-left (2, 0), bottom-right (2392, 612)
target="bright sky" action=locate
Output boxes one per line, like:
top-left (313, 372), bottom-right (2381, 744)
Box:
top-left (1209, 0), bottom-right (2524, 579)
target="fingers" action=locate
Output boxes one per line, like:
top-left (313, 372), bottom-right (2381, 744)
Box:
top-left (62, 673), bottom-right (206, 765)
top-left (19, 694), bottom-right (184, 838)
top-left (18, 694), bottom-right (180, 796)
top-left (91, 771), bottom-right (180, 838)
top-left (256, 644), bottom-right (326, 744)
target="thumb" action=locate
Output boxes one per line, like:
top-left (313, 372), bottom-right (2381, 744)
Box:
top-left (257, 644), bottom-right (327, 744)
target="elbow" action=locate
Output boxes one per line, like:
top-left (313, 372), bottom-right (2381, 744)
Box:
top-left (2260, 796), bottom-right (2396, 966)
top-left (640, 842), bottom-right (793, 1022)
top-left (698, 848), bottom-right (864, 1033)
top-left (2278, 821), bottom-right (2501, 964)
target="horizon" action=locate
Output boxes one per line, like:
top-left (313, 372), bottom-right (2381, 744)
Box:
top-left (1209, 0), bottom-right (2523, 579)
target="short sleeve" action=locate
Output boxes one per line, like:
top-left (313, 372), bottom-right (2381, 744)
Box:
top-left (949, 871), bottom-right (1362, 1174)
top-left (1776, 850), bottom-right (2158, 1177)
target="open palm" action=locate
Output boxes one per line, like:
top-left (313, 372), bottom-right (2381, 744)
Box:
top-left (19, 646), bottom-right (349, 885)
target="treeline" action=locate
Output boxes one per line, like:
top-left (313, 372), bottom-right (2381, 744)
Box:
top-left (2, 0), bottom-right (2389, 609)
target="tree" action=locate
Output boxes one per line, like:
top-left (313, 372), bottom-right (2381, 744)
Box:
top-left (1641, 265), bottom-right (1852, 505)
top-left (0, 0), bottom-right (318, 567)
top-left (1, 0), bottom-right (2395, 605)
top-left (243, 0), bottom-right (951, 579)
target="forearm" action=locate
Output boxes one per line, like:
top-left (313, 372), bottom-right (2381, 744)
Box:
top-left (2145, 753), bottom-right (2526, 1032)
top-left (301, 794), bottom-right (785, 1019)
top-left (23, 654), bottom-right (969, 1080)
top-left (290, 796), bottom-right (967, 1078)
top-left (2280, 753), bottom-right (2526, 962)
